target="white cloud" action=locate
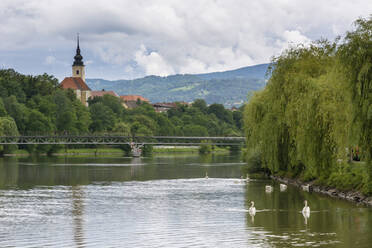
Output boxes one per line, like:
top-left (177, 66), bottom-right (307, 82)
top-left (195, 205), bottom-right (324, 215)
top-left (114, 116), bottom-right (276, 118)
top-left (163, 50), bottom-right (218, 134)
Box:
top-left (0, 0), bottom-right (371, 79)
top-left (134, 45), bottom-right (175, 76)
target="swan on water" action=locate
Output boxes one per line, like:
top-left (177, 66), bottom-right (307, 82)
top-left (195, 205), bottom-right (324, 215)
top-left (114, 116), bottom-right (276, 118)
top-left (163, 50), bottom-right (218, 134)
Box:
top-left (205, 172), bottom-right (208, 179)
top-left (302, 200), bottom-right (310, 217)
top-left (280, 183), bottom-right (287, 191)
top-left (265, 185), bottom-right (273, 193)
top-left (246, 174), bottom-right (250, 182)
top-left (248, 201), bottom-right (256, 215)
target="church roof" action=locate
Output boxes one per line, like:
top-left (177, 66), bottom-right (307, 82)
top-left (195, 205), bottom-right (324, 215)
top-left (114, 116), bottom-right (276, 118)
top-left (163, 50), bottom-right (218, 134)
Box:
top-left (60, 77), bottom-right (91, 91)
top-left (90, 90), bottom-right (119, 98)
top-left (120, 95), bottom-right (149, 102)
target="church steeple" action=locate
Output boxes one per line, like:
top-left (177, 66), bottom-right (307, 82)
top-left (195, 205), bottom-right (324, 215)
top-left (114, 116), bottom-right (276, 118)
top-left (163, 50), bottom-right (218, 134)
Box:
top-left (73, 34), bottom-right (84, 66)
top-left (72, 33), bottom-right (86, 82)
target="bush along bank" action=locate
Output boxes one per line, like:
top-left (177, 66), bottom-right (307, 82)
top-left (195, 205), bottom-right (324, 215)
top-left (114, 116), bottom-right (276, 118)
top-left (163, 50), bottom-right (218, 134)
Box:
top-left (243, 17), bottom-right (372, 200)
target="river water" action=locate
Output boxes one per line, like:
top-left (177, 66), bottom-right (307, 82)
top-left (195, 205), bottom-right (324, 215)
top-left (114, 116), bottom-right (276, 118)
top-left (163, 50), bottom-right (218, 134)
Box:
top-left (0, 153), bottom-right (371, 247)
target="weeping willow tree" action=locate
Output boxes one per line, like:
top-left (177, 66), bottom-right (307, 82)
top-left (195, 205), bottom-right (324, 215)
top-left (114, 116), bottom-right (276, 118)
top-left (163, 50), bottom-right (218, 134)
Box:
top-left (244, 16), bottom-right (371, 192)
top-left (338, 17), bottom-right (372, 192)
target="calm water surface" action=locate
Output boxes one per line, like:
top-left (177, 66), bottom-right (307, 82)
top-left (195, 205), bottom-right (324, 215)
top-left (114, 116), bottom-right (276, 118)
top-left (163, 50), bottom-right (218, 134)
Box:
top-left (0, 154), bottom-right (371, 247)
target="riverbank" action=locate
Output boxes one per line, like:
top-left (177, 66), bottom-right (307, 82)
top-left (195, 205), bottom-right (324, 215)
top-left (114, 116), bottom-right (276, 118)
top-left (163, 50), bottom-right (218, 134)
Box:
top-left (271, 175), bottom-right (372, 207)
top-left (3, 146), bottom-right (231, 157)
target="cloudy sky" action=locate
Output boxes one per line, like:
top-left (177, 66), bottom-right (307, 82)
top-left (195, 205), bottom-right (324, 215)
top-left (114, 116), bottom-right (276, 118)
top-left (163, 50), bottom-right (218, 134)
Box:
top-left (0, 0), bottom-right (371, 80)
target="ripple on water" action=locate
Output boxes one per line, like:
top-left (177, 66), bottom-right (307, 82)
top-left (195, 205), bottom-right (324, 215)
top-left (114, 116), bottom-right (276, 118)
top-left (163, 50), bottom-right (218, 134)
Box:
top-left (0, 177), bottom-right (370, 247)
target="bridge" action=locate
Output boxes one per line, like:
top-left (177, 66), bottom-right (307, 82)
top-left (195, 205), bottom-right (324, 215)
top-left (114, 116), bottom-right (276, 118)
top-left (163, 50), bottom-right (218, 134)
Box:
top-left (0, 135), bottom-right (245, 145)
top-left (0, 135), bottom-right (245, 156)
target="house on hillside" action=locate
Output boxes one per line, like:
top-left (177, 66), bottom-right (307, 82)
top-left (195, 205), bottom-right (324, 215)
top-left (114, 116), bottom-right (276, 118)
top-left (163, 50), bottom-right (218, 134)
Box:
top-left (60, 35), bottom-right (91, 106)
top-left (90, 90), bottom-right (119, 99)
top-left (120, 95), bottom-right (150, 109)
top-left (152, 102), bottom-right (177, 113)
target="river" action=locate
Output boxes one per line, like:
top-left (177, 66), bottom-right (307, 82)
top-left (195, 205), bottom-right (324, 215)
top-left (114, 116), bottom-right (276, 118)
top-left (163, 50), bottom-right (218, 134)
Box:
top-left (0, 153), bottom-right (371, 247)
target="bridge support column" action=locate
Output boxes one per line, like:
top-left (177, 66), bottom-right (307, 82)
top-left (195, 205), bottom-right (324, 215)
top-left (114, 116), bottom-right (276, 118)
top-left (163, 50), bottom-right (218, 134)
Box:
top-left (130, 142), bottom-right (143, 157)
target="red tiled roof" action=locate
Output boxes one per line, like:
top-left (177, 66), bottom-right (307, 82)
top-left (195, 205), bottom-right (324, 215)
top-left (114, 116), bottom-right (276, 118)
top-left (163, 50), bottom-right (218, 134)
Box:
top-left (152, 102), bottom-right (177, 108)
top-left (90, 91), bottom-right (119, 98)
top-left (60, 77), bottom-right (91, 91)
top-left (120, 95), bottom-right (149, 102)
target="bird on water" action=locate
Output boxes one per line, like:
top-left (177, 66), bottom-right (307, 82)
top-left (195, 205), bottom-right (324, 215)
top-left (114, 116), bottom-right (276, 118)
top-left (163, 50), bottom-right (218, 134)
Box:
top-left (302, 200), bottom-right (310, 217)
top-left (265, 185), bottom-right (273, 193)
top-left (248, 201), bottom-right (256, 215)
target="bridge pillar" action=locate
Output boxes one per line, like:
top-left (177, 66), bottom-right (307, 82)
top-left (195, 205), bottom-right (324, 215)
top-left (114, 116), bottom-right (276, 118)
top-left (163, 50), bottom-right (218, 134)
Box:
top-left (130, 142), bottom-right (143, 157)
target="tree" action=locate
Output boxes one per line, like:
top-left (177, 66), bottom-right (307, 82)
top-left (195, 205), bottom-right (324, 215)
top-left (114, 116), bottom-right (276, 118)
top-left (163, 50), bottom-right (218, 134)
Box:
top-left (0, 117), bottom-right (19, 155)
top-left (26, 109), bottom-right (53, 134)
top-left (156, 114), bottom-right (175, 136)
top-left (0, 98), bottom-right (7, 117)
top-left (89, 102), bottom-right (116, 132)
top-left (183, 124), bottom-right (208, 137)
top-left (3, 96), bottom-right (30, 134)
top-left (89, 95), bottom-right (124, 117)
top-left (74, 101), bottom-right (92, 133)
top-left (207, 103), bottom-right (233, 124)
top-left (338, 17), bottom-right (372, 192)
top-left (192, 99), bottom-right (208, 113)
top-left (113, 122), bottom-right (131, 136)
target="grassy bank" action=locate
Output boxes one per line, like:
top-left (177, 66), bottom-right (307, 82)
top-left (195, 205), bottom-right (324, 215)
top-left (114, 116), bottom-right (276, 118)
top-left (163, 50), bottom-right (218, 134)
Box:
top-left (4, 146), bottom-right (232, 156)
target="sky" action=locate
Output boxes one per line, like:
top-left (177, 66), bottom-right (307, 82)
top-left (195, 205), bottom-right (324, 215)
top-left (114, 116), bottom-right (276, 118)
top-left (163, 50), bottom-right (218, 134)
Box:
top-left (0, 0), bottom-right (371, 81)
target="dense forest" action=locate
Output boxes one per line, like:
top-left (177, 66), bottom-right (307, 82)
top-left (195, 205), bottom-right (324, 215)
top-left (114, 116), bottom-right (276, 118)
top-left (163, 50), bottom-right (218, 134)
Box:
top-left (243, 17), bottom-right (372, 194)
top-left (0, 69), bottom-right (243, 155)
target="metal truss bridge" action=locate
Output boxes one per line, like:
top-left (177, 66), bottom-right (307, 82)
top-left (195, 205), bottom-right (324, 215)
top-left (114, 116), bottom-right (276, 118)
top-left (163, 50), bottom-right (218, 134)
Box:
top-left (0, 135), bottom-right (245, 146)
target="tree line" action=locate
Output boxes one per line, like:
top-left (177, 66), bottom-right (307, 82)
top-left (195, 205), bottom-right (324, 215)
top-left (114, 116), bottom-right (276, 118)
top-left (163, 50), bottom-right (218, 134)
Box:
top-left (243, 17), bottom-right (372, 194)
top-left (0, 69), bottom-right (243, 154)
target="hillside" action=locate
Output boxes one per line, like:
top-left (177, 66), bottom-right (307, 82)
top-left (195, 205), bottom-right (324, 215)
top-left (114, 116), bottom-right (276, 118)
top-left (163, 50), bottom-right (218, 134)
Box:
top-left (87, 63), bottom-right (269, 107)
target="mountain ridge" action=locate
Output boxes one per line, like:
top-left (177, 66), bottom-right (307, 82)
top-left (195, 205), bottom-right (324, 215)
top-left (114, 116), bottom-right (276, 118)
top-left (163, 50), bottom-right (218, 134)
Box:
top-left (86, 63), bottom-right (270, 107)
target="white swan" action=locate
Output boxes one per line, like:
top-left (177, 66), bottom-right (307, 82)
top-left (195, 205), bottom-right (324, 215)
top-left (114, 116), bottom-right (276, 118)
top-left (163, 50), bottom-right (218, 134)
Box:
top-left (265, 185), bottom-right (273, 193)
top-left (246, 174), bottom-right (250, 182)
top-left (280, 183), bottom-right (287, 191)
top-left (302, 200), bottom-right (310, 217)
top-left (248, 201), bottom-right (256, 215)
top-left (205, 172), bottom-right (208, 179)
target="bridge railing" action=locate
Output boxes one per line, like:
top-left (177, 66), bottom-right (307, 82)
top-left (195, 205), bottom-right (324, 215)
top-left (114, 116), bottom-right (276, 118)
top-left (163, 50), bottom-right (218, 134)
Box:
top-left (0, 135), bottom-right (246, 145)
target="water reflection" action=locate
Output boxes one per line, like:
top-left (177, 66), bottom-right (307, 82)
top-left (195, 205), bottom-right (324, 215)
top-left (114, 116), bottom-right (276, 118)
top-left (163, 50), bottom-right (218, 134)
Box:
top-left (0, 154), bottom-right (371, 247)
top-left (302, 211), bottom-right (310, 225)
top-left (72, 186), bottom-right (85, 247)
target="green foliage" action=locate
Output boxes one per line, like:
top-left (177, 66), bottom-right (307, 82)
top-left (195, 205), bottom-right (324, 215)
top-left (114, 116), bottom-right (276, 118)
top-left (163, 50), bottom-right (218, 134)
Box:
top-left (0, 98), bottom-right (7, 117)
top-left (113, 122), bottom-right (131, 136)
top-left (0, 61), bottom-right (244, 155)
top-left (0, 117), bottom-right (19, 155)
top-left (199, 140), bottom-right (212, 154)
top-left (192, 99), bottom-right (208, 113)
top-left (183, 124), bottom-right (208, 137)
top-left (243, 16), bottom-right (372, 194)
top-left (89, 102), bottom-right (116, 132)
top-left (0, 117), bottom-right (18, 135)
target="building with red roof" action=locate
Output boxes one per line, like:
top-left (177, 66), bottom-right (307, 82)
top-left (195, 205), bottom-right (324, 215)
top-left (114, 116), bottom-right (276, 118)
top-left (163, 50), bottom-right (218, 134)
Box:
top-left (90, 90), bottom-right (119, 98)
top-left (120, 95), bottom-right (149, 102)
top-left (120, 95), bottom-right (150, 109)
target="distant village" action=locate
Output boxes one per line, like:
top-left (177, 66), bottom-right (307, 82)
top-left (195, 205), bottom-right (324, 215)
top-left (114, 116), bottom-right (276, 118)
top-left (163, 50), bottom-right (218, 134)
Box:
top-left (60, 37), bottom-right (239, 113)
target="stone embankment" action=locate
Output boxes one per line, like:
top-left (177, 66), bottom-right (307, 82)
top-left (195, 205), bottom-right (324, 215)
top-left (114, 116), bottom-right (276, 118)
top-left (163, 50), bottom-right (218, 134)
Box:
top-left (271, 175), bottom-right (372, 207)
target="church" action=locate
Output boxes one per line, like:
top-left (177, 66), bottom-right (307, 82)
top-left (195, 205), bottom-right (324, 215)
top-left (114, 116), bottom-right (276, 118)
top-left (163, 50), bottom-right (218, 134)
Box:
top-left (60, 36), bottom-right (150, 109)
top-left (60, 36), bottom-right (91, 106)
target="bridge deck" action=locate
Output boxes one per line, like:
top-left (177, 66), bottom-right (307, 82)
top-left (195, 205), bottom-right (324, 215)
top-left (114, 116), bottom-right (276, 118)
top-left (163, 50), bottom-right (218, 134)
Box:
top-left (0, 136), bottom-right (245, 145)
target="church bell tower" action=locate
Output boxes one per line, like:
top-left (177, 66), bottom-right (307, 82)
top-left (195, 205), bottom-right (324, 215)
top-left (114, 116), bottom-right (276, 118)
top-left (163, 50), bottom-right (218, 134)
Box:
top-left (72, 34), bottom-right (85, 82)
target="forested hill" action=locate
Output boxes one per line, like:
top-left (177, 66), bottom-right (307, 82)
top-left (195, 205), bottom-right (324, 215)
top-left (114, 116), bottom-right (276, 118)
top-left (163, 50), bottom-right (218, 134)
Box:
top-left (87, 63), bottom-right (269, 107)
